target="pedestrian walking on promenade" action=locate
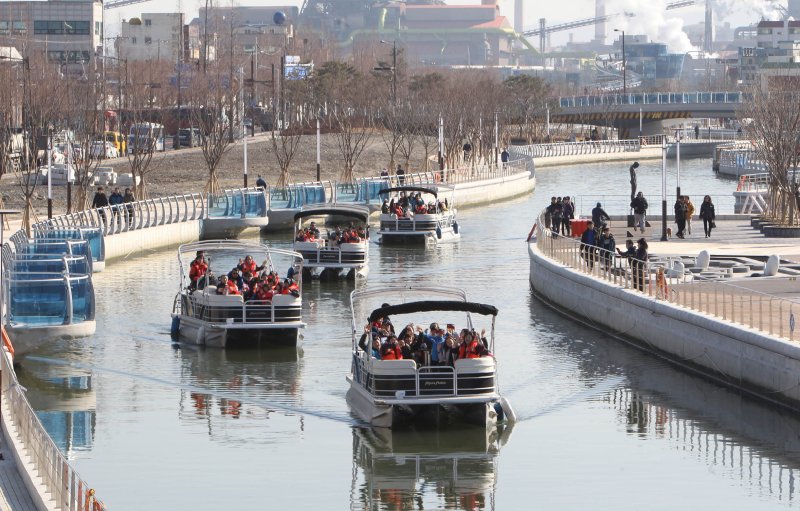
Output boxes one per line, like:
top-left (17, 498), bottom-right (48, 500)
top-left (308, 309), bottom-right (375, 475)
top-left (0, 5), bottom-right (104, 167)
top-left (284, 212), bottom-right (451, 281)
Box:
top-left (674, 196), bottom-right (688, 239)
top-left (630, 191), bottom-right (648, 234)
top-left (699, 195), bottom-right (716, 238)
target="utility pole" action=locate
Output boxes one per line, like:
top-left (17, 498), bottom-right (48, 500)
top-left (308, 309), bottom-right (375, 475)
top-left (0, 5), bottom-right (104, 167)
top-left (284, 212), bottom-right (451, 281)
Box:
top-left (391, 40), bottom-right (397, 107)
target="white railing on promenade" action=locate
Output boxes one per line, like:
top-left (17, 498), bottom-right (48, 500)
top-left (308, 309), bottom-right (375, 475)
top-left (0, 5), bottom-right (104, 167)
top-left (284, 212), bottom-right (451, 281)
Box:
top-left (511, 139), bottom-right (641, 159)
top-left (532, 211), bottom-right (798, 342)
top-left (34, 193), bottom-right (205, 236)
top-left (0, 347), bottom-right (107, 510)
top-left (737, 173), bottom-right (770, 193)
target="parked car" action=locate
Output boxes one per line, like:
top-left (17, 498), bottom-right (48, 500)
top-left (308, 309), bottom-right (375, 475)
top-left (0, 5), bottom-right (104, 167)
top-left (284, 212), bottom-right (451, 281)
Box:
top-left (90, 141), bottom-right (119, 159)
top-left (178, 128), bottom-right (201, 147)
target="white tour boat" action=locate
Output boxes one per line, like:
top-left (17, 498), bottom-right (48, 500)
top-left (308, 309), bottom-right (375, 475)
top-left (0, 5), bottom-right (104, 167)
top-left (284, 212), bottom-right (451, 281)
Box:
top-left (377, 186), bottom-right (460, 245)
top-left (346, 286), bottom-right (514, 428)
top-left (171, 240), bottom-right (305, 347)
top-left (292, 204), bottom-right (370, 280)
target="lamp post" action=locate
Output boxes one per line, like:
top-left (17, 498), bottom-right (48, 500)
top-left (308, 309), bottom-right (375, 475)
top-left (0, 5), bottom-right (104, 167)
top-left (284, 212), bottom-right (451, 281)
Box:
top-left (614, 29), bottom-right (626, 96)
top-left (675, 129), bottom-right (681, 198)
top-left (661, 137), bottom-right (668, 241)
top-left (378, 40), bottom-right (397, 107)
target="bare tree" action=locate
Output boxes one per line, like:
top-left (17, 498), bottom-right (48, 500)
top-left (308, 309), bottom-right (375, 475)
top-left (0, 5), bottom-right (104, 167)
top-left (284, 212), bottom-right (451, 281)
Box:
top-left (379, 99), bottom-right (404, 174)
top-left (742, 82), bottom-right (800, 225)
top-left (124, 60), bottom-right (164, 199)
top-left (189, 60), bottom-right (235, 194)
top-left (65, 70), bottom-right (106, 211)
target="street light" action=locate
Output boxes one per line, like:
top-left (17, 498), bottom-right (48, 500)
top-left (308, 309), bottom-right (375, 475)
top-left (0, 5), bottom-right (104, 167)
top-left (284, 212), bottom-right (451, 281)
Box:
top-left (614, 29), bottom-right (626, 96)
top-left (661, 137), bottom-right (668, 241)
top-left (378, 40), bottom-right (397, 106)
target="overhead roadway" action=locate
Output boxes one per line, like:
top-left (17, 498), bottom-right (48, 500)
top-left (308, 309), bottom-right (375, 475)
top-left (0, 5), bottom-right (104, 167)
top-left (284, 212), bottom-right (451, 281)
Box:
top-left (666, 0), bottom-right (695, 9)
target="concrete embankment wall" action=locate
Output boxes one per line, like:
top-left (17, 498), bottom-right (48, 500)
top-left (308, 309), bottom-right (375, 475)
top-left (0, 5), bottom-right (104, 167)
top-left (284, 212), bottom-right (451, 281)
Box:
top-left (450, 169), bottom-right (535, 208)
top-left (104, 221), bottom-right (201, 262)
top-left (528, 242), bottom-right (800, 410)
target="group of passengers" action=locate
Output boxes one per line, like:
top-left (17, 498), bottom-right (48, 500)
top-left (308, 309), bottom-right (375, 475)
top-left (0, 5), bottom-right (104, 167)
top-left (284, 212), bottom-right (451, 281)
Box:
top-left (295, 221), bottom-right (366, 244)
top-left (188, 251), bottom-right (300, 299)
top-left (544, 196), bottom-right (576, 236)
top-left (358, 314), bottom-right (490, 366)
top-left (381, 192), bottom-right (448, 218)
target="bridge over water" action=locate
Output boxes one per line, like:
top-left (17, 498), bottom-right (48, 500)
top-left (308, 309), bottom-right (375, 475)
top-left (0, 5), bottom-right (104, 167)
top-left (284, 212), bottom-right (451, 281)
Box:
top-left (553, 91), bottom-right (746, 136)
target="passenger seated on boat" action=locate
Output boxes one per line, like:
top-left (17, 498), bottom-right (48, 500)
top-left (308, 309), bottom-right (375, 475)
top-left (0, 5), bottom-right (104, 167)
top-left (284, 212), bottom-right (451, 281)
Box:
top-left (371, 337), bottom-right (382, 359)
top-left (308, 222), bottom-right (321, 239)
top-left (380, 336), bottom-right (403, 360)
top-left (458, 330), bottom-right (488, 359)
top-left (438, 200), bottom-right (449, 212)
top-left (227, 268), bottom-right (245, 291)
top-left (381, 200), bottom-right (390, 214)
top-left (414, 202), bottom-right (427, 214)
top-left (254, 279), bottom-right (274, 301)
top-left (216, 275), bottom-right (240, 295)
top-left (442, 333), bottom-right (460, 366)
top-left (238, 255), bottom-right (265, 275)
top-left (189, 252), bottom-right (208, 289)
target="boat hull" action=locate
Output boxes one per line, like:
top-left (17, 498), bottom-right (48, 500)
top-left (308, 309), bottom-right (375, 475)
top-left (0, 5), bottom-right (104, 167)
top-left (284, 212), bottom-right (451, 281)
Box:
top-left (5, 321), bottom-right (97, 357)
top-left (346, 376), bottom-right (498, 429)
top-left (378, 229), bottom-right (459, 245)
top-left (176, 315), bottom-right (301, 348)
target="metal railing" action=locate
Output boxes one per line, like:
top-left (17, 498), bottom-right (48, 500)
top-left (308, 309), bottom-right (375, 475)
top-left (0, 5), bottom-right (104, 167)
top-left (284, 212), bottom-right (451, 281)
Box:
top-left (0, 347), bottom-right (107, 510)
top-left (566, 194), bottom-right (735, 217)
top-left (717, 149), bottom-right (768, 173)
top-left (512, 139), bottom-right (641, 159)
top-left (350, 353), bottom-right (496, 399)
top-left (207, 187), bottom-right (268, 219)
top-left (559, 91), bottom-right (747, 109)
top-left (177, 295), bottom-right (303, 324)
top-left (533, 210), bottom-right (799, 342)
top-left (737, 173), bottom-right (770, 193)
top-left (35, 193), bottom-right (205, 237)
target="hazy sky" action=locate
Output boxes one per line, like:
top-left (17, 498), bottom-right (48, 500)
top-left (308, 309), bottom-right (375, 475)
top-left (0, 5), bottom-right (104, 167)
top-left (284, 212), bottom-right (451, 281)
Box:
top-left (105, 0), bottom-right (787, 51)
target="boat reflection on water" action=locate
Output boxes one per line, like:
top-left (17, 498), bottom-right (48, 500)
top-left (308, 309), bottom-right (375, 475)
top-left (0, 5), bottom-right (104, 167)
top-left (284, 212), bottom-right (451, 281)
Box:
top-left (17, 359), bottom-right (96, 456)
top-left (175, 346), bottom-right (305, 436)
top-left (351, 424), bottom-right (512, 511)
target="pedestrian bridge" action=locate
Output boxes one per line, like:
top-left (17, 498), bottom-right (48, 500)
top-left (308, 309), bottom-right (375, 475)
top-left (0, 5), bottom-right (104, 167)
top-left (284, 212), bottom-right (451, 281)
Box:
top-left (554, 91), bottom-right (746, 125)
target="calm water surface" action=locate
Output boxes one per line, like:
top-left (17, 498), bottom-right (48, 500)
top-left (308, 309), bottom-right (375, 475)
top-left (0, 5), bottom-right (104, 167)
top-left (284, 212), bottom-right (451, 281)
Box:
top-left (20, 157), bottom-right (800, 510)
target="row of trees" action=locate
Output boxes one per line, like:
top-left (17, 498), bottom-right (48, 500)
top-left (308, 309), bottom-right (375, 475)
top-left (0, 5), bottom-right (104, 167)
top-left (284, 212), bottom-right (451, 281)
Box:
top-left (0, 43), bottom-right (557, 232)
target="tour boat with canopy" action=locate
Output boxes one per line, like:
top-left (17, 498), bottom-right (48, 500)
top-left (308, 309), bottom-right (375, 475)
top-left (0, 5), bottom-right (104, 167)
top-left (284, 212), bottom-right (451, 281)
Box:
top-left (347, 286), bottom-right (514, 428)
top-left (292, 204), bottom-right (370, 280)
top-left (377, 186), bottom-right (459, 245)
top-left (171, 240), bottom-right (305, 347)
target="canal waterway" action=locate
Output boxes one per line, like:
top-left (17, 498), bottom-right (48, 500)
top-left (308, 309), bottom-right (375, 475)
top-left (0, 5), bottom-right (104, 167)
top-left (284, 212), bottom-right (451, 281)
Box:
top-left (19, 157), bottom-right (800, 510)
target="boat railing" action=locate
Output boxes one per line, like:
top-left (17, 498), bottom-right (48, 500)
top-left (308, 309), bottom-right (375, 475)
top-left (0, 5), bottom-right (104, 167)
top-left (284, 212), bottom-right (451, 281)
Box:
top-left (34, 192), bottom-right (205, 237)
top-left (0, 347), bottom-right (107, 510)
top-left (379, 213), bottom-right (449, 233)
top-left (4, 273), bottom-right (95, 326)
top-left (532, 209), bottom-right (800, 342)
top-left (352, 353), bottom-right (495, 399)
top-left (296, 243), bottom-right (367, 265)
top-left (736, 173), bottom-right (770, 193)
top-left (182, 294), bottom-right (302, 324)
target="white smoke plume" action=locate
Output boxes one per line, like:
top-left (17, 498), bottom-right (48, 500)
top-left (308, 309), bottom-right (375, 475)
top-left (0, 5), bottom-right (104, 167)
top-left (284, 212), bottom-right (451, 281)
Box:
top-left (607, 0), bottom-right (786, 52)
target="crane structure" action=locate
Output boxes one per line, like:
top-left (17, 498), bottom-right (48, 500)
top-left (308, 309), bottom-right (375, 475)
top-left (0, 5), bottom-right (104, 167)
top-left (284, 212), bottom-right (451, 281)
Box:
top-left (523, 13), bottom-right (634, 53)
top-left (103, 0), bottom-right (154, 10)
top-left (666, 0), bottom-right (695, 9)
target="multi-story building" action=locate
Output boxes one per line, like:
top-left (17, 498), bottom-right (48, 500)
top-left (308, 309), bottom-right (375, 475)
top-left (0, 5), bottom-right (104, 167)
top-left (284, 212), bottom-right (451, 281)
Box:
top-left (119, 13), bottom-right (184, 62)
top-left (736, 20), bottom-right (800, 87)
top-left (0, 0), bottom-right (103, 63)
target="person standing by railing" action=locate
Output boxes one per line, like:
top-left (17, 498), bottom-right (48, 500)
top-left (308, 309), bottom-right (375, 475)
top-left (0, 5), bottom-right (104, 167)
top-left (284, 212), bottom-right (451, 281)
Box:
top-left (632, 238), bottom-right (649, 292)
top-left (123, 187), bottom-right (135, 225)
top-left (630, 190), bottom-right (648, 234)
top-left (580, 221), bottom-right (598, 270)
top-left (109, 187), bottom-right (123, 229)
top-left (91, 186), bottom-right (109, 227)
top-left (561, 197), bottom-right (574, 236)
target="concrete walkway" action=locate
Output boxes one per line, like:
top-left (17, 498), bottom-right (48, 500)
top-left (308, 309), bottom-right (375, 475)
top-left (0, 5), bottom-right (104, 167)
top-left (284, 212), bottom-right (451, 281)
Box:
top-left (0, 442), bottom-right (37, 511)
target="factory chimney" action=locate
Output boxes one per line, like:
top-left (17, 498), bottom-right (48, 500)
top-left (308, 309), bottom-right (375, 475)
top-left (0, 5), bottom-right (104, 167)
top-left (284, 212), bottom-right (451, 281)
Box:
top-left (703, 0), bottom-right (713, 53)
top-left (594, 0), bottom-right (606, 45)
top-left (514, 0), bottom-right (523, 35)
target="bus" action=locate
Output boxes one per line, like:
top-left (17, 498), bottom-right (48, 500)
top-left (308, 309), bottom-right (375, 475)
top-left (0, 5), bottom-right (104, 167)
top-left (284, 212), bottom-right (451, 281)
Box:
top-left (127, 123), bottom-right (165, 154)
top-left (104, 131), bottom-right (126, 155)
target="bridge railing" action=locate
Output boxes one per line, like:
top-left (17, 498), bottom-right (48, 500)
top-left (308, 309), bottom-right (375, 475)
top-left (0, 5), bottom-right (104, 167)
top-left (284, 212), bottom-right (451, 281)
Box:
top-left (511, 139), bottom-right (641, 158)
top-left (0, 346), bottom-right (107, 510)
top-left (559, 91), bottom-right (748, 109)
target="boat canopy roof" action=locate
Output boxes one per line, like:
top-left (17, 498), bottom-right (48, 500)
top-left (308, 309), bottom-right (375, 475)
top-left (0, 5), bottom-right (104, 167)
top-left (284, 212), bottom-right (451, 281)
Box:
top-left (378, 186), bottom-right (438, 199)
top-left (293, 205), bottom-right (370, 222)
top-left (368, 301), bottom-right (498, 323)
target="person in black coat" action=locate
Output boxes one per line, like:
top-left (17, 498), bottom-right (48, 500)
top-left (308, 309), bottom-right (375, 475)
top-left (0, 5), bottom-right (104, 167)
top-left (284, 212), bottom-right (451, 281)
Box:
top-left (91, 186), bottom-right (109, 226)
top-left (699, 195), bottom-right (716, 238)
